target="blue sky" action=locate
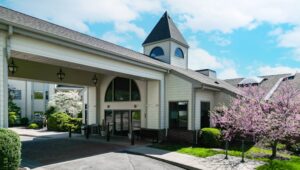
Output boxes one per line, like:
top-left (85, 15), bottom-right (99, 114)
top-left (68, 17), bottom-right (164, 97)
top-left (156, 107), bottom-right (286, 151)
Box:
top-left (1, 0), bottom-right (300, 79)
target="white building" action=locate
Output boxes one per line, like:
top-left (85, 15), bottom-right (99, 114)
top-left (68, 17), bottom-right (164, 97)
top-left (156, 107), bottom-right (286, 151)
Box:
top-left (0, 8), bottom-right (241, 143)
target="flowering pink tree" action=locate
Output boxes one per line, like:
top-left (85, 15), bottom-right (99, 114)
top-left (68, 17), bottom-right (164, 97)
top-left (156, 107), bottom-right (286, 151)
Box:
top-left (260, 82), bottom-right (300, 158)
top-left (212, 82), bottom-right (300, 159)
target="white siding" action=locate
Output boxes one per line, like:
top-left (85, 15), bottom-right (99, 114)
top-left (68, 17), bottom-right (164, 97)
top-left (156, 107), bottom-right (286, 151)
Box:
top-left (215, 91), bottom-right (233, 106)
top-left (195, 89), bottom-right (215, 130)
top-left (165, 74), bottom-right (193, 129)
top-left (144, 41), bottom-right (170, 64)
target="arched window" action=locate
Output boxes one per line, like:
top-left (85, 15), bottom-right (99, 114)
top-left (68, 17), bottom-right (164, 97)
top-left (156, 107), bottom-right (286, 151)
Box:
top-left (105, 77), bottom-right (141, 102)
top-left (150, 47), bottom-right (164, 58)
top-left (175, 48), bottom-right (184, 58)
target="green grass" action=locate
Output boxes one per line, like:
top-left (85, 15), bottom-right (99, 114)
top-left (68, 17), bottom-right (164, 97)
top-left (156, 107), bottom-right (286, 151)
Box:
top-left (151, 144), bottom-right (300, 170)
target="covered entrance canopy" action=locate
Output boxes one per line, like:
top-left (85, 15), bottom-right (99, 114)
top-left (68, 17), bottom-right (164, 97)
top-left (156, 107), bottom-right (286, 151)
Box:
top-left (0, 7), bottom-right (167, 129)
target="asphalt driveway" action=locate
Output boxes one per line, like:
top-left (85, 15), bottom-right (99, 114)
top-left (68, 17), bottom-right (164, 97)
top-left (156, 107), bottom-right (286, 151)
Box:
top-left (21, 138), bottom-right (183, 170)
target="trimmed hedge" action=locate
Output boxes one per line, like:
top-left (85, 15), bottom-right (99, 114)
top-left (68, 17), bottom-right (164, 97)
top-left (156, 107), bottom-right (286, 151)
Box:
top-left (0, 128), bottom-right (21, 169)
top-left (47, 112), bottom-right (82, 132)
top-left (28, 123), bottom-right (40, 129)
top-left (8, 112), bottom-right (17, 127)
top-left (199, 128), bottom-right (221, 148)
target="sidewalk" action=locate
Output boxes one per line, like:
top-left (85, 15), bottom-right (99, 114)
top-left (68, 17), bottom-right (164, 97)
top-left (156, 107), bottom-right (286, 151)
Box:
top-left (126, 146), bottom-right (264, 170)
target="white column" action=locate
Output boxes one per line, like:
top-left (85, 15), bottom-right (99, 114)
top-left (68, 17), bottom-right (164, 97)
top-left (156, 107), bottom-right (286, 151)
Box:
top-left (87, 86), bottom-right (96, 125)
top-left (0, 32), bottom-right (8, 128)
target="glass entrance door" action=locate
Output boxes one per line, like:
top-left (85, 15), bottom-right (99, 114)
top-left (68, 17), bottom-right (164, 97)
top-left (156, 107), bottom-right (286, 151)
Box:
top-left (114, 110), bottom-right (129, 136)
top-left (201, 102), bottom-right (210, 128)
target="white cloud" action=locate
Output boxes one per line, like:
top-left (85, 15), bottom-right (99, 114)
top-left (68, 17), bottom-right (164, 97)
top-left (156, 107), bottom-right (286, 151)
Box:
top-left (188, 37), bottom-right (239, 79)
top-left (209, 34), bottom-right (231, 47)
top-left (165, 0), bottom-right (300, 33)
top-left (101, 31), bottom-right (126, 44)
top-left (6, 0), bottom-right (163, 37)
top-left (277, 27), bottom-right (300, 60)
top-left (258, 65), bottom-right (300, 75)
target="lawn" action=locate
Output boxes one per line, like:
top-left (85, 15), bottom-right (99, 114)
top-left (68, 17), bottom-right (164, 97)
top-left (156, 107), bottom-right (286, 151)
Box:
top-left (151, 143), bottom-right (300, 170)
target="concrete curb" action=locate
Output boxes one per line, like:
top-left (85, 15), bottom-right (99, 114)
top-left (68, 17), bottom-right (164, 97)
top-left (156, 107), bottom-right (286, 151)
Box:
top-left (125, 150), bottom-right (201, 170)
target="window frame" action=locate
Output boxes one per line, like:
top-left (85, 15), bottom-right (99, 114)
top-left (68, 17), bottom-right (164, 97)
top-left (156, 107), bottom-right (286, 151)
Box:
top-left (149, 46), bottom-right (164, 58)
top-left (105, 77), bottom-right (141, 102)
top-left (175, 48), bottom-right (184, 58)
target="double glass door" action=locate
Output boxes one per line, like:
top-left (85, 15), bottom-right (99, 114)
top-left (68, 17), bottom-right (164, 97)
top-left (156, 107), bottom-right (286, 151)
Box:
top-left (114, 110), bottom-right (129, 136)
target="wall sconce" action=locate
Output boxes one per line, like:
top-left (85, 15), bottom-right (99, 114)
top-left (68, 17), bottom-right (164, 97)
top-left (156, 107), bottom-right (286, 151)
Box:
top-left (134, 104), bottom-right (137, 108)
top-left (8, 58), bottom-right (17, 75)
top-left (57, 68), bottom-right (65, 81)
top-left (92, 74), bottom-right (98, 85)
top-left (107, 105), bottom-right (110, 108)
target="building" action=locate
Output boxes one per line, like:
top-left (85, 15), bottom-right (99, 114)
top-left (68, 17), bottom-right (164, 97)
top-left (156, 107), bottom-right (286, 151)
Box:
top-left (225, 73), bottom-right (299, 100)
top-left (0, 7), bottom-right (241, 143)
top-left (8, 79), bottom-right (55, 120)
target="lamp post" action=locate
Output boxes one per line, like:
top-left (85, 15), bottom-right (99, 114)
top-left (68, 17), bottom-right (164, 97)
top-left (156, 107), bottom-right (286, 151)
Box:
top-left (8, 58), bottom-right (17, 75)
top-left (57, 68), bottom-right (65, 81)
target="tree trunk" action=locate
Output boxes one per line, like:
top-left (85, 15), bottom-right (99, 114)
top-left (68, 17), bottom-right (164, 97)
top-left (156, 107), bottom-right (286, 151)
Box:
top-left (271, 141), bottom-right (278, 159)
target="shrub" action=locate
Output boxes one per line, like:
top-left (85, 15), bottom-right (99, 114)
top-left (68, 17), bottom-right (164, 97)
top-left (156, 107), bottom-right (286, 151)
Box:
top-left (45, 106), bottom-right (57, 118)
top-left (0, 128), bottom-right (21, 169)
top-left (8, 112), bottom-right (17, 127)
top-left (68, 117), bottom-right (82, 132)
top-left (20, 117), bottom-right (29, 126)
top-left (28, 123), bottom-right (40, 129)
top-left (199, 128), bottom-right (221, 148)
top-left (47, 112), bottom-right (71, 131)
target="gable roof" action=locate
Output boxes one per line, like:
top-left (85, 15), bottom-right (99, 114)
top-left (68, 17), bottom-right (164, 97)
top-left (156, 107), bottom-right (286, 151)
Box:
top-left (142, 11), bottom-right (189, 47)
top-left (225, 73), bottom-right (300, 99)
top-left (0, 6), bottom-right (240, 95)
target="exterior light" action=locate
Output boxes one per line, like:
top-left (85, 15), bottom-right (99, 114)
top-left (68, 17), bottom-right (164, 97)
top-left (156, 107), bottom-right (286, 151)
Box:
top-left (92, 74), bottom-right (98, 85)
top-left (57, 68), bottom-right (65, 81)
top-left (8, 58), bottom-right (17, 75)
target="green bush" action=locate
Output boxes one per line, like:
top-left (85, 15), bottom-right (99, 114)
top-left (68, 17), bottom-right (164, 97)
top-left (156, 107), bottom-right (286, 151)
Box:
top-left (20, 117), bottom-right (29, 126)
top-left (45, 106), bottom-right (57, 118)
top-left (0, 128), bottom-right (21, 169)
top-left (68, 117), bottom-right (82, 132)
top-left (199, 128), bottom-right (221, 148)
top-left (8, 112), bottom-right (17, 127)
top-left (28, 123), bottom-right (40, 129)
top-left (47, 112), bottom-right (70, 131)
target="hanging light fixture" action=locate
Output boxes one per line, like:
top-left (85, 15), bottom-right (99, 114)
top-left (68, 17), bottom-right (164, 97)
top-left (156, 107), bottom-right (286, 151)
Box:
top-left (8, 58), bottom-right (17, 75)
top-left (57, 68), bottom-right (65, 81)
top-left (92, 74), bottom-right (98, 85)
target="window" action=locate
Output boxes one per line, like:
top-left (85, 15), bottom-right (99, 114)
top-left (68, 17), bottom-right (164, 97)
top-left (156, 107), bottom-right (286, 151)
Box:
top-left (45, 91), bottom-right (49, 100)
top-left (201, 102), bottom-right (210, 128)
top-left (105, 77), bottom-right (141, 102)
top-left (114, 77), bottom-right (130, 101)
top-left (150, 47), bottom-right (164, 58)
top-left (9, 90), bottom-right (21, 100)
top-left (175, 48), bottom-right (184, 58)
top-left (131, 110), bottom-right (141, 130)
top-left (131, 80), bottom-right (141, 101)
top-left (169, 101), bottom-right (188, 129)
top-left (34, 91), bottom-right (44, 100)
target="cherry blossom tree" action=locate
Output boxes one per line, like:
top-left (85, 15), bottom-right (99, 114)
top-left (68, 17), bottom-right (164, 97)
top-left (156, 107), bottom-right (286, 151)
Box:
top-left (212, 82), bottom-right (300, 159)
top-left (48, 91), bottom-right (83, 117)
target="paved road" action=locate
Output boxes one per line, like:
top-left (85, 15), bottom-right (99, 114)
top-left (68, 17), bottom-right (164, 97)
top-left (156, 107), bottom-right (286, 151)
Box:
top-left (21, 137), bottom-right (183, 170)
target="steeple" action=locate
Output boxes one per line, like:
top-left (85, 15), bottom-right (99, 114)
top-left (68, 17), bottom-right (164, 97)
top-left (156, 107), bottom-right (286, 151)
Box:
top-left (143, 11), bottom-right (189, 47)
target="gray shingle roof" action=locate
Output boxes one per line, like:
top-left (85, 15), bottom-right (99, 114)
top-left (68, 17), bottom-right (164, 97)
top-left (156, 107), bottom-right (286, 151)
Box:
top-left (225, 73), bottom-right (300, 97)
top-left (142, 11), bottom-right (189, 47)
top-left (0, 6), bottom-right (239, 94)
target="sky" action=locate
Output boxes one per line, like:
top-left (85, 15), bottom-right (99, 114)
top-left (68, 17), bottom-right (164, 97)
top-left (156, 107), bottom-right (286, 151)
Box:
top-left (1, 0), bottom-right (300, 79)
